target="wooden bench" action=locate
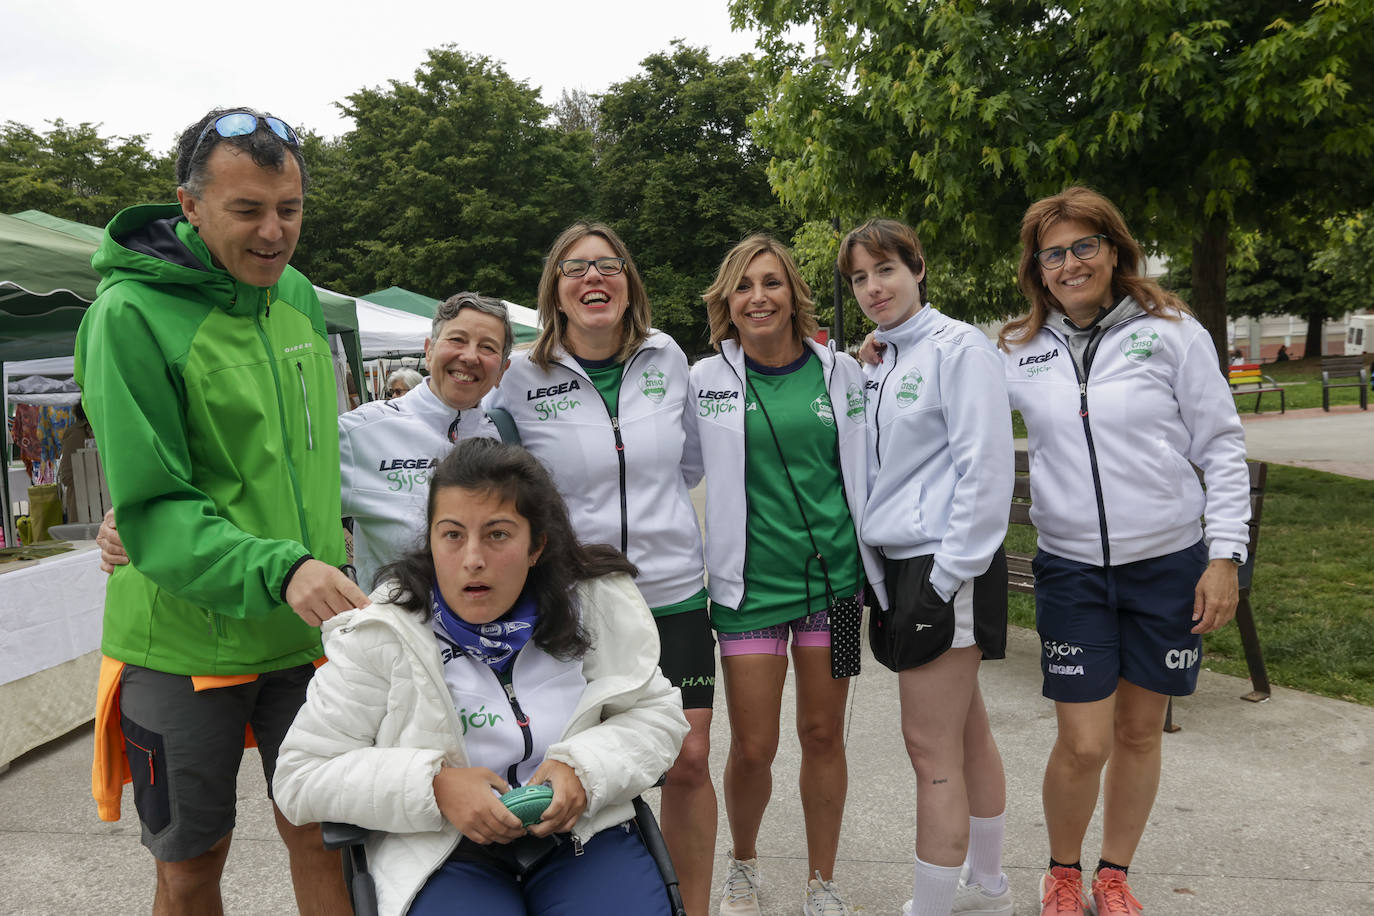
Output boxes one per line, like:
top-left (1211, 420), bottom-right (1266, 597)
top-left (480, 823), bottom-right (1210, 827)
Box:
top-left (1227, 362), bottom-right (1285, 414)
top-left (1007, 449), bottom-right (1271, 730)
top-left (1320, 355), bottom-right (1368, 411)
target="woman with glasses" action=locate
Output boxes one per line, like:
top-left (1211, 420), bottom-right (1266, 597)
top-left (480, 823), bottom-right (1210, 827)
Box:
top-left (1001, 187), bottom-right (1249, 916)
top-left (386, 367), bottom-right (423, 399)
top-left (839, 219), bottom-right (1015, 916)
top-left (693, 235), bottom-right (885, 916)
top-left (485, 221), bottom-right (716, 916)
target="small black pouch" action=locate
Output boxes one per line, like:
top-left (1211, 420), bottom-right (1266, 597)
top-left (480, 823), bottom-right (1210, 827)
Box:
top-left (827, 589), bottom-right (864, 679)
top-left (870, 554), bottom-right (956, 672)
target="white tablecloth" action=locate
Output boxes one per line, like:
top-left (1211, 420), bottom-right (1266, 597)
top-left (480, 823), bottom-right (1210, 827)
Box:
top-left (0, 545), bottom-right (105, 686)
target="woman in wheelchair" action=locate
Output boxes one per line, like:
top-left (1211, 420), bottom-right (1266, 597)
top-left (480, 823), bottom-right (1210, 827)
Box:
top-left (274, 438), bottom-right (690, 916)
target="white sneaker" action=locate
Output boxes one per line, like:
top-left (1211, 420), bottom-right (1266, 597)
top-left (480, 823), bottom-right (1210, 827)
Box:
top-left (719, 854), bottom-right (762, 916)
top-left (900, 871), bottom-right (1015, 916)
top-left (803, 870), bottom-right (853, 916)
top-left (951, 873), bottom-right (1015, 915)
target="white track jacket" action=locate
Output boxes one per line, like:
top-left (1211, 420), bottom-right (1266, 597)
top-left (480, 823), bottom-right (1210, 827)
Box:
top-left (273, 573), bottom-right (688, 916)
top-left (690, 338), bottom-right (887, 612)
top-left (1003, 304), bottom-right (1250, 567)
top-left (486, 333), bottom-right (705, 608)
top-left (339, 382), bottom-right (498, 588)
top-left (863, 305), bottom-right (1014, 600)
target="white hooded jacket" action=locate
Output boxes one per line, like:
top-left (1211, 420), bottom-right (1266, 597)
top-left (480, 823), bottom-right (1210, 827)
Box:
top-left (486, 332), bottom-right (705, 608)
top-left (690, 338), bottom-right (887, 612)
top-left (1002, 303), bottom-right (1250, 567)
top-left (273, 573), bottom-right (688, 916)
top-left (863, 305), bottom-right (1014, 600)
top-left (339, 381), bottom-right (498, 588)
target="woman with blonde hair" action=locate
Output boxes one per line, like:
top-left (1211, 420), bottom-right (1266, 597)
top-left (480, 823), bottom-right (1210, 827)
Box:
top-left (692, 234), bottom-right (885, 916)
top-left (485, 221), bottom-right (718, 916)
top-left (1003, 187), bottom-right (1249, 916)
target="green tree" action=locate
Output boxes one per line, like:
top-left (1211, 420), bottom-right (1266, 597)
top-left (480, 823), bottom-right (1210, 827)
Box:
top-left (296, 46), bottom-right (593, 303)
top-left (730, 0), bottom-right (1374, 359)
top-left (0, 119), bottom-right (174, 226)
top-left (594, 41), bottom-right (799, 351)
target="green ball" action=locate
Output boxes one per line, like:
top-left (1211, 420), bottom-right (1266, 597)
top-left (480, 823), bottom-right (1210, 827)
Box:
top-left (499, 784), bottom-right (554, 827)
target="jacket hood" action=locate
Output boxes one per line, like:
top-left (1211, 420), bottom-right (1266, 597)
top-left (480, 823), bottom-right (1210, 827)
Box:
top-left (91, 202), bottom-right (266, 317)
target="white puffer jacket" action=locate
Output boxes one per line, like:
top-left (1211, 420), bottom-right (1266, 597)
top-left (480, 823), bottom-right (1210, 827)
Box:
top-left (273, 573), bottom-right (688, 916)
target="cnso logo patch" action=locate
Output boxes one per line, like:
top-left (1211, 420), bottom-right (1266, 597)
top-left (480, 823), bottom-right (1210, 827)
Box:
top-left (811, 393), bottom-right (835, 427)
top-left (639, 365), bottom-right (667, 404)
top-left (895, 367), bottom-right (924, 407)
top-left (845, 383), bottom-right (864, 421)
top-left (1120, 328), bottom-right (1163, 362)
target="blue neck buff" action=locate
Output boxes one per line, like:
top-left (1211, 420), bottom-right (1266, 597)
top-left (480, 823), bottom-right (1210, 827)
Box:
top-left (432, 584), bottom-right (538, 674)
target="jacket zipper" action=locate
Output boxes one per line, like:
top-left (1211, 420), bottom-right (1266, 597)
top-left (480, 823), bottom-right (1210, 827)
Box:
top-left (725, 354), bottom-right (755, 608)
top-left (1061, 327), bottom-right (1112, 567)
top-left (295, 362), bottom-right (314, 450)
top-left (253, 289), bottom-right (312, 549)
top-left (495, 667), bottom-right (534, 787)
top-left (870, 341), bottom-right (901, 559)
top-left (574, 348), bottom-right (651, 556)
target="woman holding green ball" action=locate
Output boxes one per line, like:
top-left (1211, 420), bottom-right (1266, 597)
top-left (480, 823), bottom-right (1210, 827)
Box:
top-left (273, 438), bottom-right (688, 916)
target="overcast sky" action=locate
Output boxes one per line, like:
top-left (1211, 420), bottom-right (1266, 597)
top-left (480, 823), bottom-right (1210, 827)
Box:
top-left (3, 0), bottom-right (789, 152)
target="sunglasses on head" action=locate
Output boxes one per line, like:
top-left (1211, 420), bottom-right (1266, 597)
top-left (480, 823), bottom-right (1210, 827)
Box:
top-left (187, 111), bottom-right (299, 168)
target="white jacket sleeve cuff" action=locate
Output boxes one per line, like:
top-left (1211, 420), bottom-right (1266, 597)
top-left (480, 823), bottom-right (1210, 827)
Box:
top-left (929, 564), bottom-right (963, 604)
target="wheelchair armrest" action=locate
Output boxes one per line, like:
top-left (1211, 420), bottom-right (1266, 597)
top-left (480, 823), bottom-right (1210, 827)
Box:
top-left (321, 821), bottom-right (370, 850)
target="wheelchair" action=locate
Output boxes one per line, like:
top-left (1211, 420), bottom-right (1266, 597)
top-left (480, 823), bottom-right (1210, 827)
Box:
top-left (322, 793), bottom-right (686, 916)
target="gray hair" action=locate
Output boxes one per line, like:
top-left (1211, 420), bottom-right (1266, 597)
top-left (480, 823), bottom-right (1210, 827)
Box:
top-left (432, 292), bottom-right (514, 361)
top-left (176, 107), bottom-right (308, 199)
top-left (386, 368), bottom-right (424, 392)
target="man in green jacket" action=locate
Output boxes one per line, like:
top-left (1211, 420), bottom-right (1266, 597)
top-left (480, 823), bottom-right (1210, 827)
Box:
top-left (75, 107), bottom-right (367, 914)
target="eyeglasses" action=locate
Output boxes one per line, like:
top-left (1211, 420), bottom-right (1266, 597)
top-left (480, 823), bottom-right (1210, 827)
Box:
top-left (386, 387), bottom-right (407, 398)
top-left (557, 257), bottom-right (626, 278)
top-left (188, 111), bottom-right (300, 168)
top-left (1033, 234), bottom-right (1109, 270)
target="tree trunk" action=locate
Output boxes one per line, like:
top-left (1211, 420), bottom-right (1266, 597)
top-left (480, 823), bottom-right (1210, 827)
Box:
top-left (1191, 216), bottom-right (1230, 371)
top-left (1304, 308), bottom-right (1325, 359)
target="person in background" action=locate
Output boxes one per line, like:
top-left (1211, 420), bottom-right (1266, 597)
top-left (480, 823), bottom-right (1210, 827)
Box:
top-left (386, 367), bottom-right (424, 399)
top-left (485, 221), bottom-right (716, 916)
top-left (1001, 186), bottom-right (1249, 916)
top-left (58, 401), bottom-right (95, 521)
top-left (693, 234), bottom-right (885, 916)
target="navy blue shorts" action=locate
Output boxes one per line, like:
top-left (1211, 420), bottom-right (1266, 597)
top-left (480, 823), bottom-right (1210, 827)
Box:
top-left (1033, 541), bottom-right (1207, 702)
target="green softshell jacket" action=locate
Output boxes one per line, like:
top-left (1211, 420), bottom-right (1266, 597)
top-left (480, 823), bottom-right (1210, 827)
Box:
top-left (74, 203), bottom-right (345, 675)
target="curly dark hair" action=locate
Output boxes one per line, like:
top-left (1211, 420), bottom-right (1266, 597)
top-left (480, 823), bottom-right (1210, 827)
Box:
top-left (175, 107), bottom-right (309, 198)
top-left (376, 438), bottom-right (636, 660)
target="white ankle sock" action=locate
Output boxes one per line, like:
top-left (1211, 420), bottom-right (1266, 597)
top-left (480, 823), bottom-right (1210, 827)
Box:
top-left (911, 855), bottom-right (962, 916)
top-left (966, 812), bottom-right (1008, 894)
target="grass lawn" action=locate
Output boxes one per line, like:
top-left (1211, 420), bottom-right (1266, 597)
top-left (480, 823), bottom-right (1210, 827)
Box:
top-left (1004, 463), bottom-right (1374, 707)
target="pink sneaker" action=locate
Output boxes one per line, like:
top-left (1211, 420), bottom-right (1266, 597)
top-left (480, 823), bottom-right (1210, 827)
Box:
top-left (1090, 868), bottom-right (1143, 915)
top-left (1039, 866), bottom-right (1089, 916)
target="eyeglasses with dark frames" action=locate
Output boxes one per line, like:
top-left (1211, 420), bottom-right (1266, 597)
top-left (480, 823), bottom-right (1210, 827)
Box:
top-left (557, 257), bottom-right (626, 278)
top-left (1033, 234), bottom-right (1110, 270)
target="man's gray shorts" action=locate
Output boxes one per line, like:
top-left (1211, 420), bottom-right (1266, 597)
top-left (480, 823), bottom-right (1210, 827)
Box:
top-left (118, 662), bottom-right (315, 862)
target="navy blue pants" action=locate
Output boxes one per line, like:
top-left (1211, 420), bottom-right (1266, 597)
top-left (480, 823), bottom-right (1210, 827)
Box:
top-left (407, 822), bottom-right (670, 916)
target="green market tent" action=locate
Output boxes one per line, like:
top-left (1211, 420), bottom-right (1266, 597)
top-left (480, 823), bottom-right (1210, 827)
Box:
top-left (364, 285), bottom-right (541, 344)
